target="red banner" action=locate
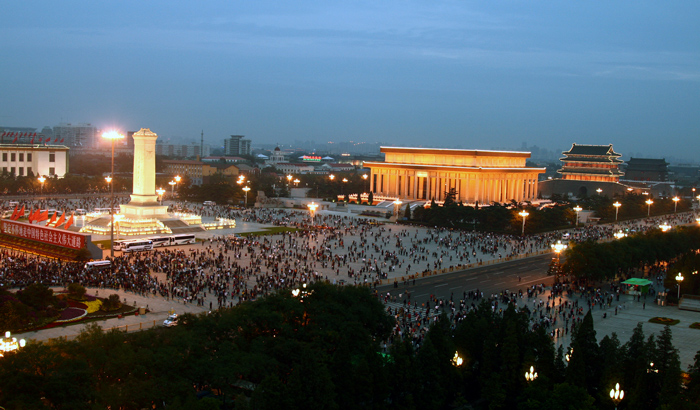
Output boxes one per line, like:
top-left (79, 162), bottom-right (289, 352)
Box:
top-left (1, 220), bottom-right (86, 250)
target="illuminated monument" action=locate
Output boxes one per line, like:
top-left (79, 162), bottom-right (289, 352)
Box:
top-left (119, 128), bottom-right (169, 218)
top-left (81, 128), bottom-right (217, 236)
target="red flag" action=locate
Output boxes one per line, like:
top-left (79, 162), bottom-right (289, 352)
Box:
top-left (54, 212), bottom-right (66, 227)
top-left (1, 132), bottom-right (5, 137)
top-left (31, 209), bottom-right (41, 223)
top-left (48, 211), bottom-right (57, 225)
top-left (63, 214), bottom-right (75, 230)
top-left (54, 137), bottom-right (59, 142)
top-left (33, 132), bottom-right (37, 137)
top-left (60, 138), bottom-right (64, 143)
top-left (37, 209), bottom-right (49, 222)
top-left (27, 208), bottom-right (35, 222)
top-left (10, 206), bottom-right (18, 219)
top-left (12, 137), bottom-right (18, 143)
top-left (39, 137), bottom-right (43, 143)
top-left (30, 138), bottom-right (34, 144)
top-left (13, 205), bottom-right (25, 220)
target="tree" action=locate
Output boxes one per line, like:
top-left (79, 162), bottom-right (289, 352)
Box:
top-left (404, 203), bottom-right (412, 220)
top-left (67, 283), bottom-right (87, 300)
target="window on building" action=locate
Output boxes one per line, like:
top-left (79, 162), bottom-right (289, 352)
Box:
top-left (10, 153), bottom-right (15, 162)
top-left (2, 167), bottom-right (6, 173)
top-left (27, 153), bottom-right (32, 161)
top-left (49, 153), bottom-right (55, 162)
top-left (18, 167), bottom-right (23, 176)
top-left (19, 153), bottom-right (24, 161)
top-left (49, 167), bottom-right (55, 176)
top-left (27, 167), bottom-right (32, 176)
top-left (1, 153), bottom-right (6, 162)
top-left (10, 167), bottom-right (15, 175)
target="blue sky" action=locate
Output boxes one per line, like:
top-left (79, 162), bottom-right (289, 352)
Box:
top-left (1, 1), bottom-right (699, 160)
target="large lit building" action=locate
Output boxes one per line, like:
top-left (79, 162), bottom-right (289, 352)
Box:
top-left (559, 144), bottom-right (624, 182)
top-left (364, 147), bottom-right (545, 204)
top-left (0, 144), bottom-right (69, 177)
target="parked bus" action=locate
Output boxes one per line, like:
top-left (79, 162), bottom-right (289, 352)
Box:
top-left (114, 239), bottom-right (153, 253)
top-left (170, 234), bottom-right (196, 245)
top-left (148, 234), bottom-right (197, 247)
top-left (75, 209), bottom-right (87, 216)
top-left (84, 260), bottom-right (112, 269)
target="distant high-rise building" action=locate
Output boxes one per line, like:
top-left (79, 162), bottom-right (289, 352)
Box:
top-left (52, 123), bottom-right (98, 148)
top-left (224, 135), bottom-right (251, 156)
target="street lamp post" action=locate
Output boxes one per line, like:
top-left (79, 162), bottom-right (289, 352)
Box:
top-left (38, 175), bottom-right (46, 195)
top-left (659, 222), bottom-right (671, 232)
top-left (243, 186), bottom-right (251, 208)
top-left (673, 196), bottom-right (680, 213)
top-left (551, 240), bottom-right (567, 283)
top-left (596, 188), bottom-right (603, 196)
top-left (393, 199), bottom-right (403, 219)
top-left (156, 187), bottom-right (165, 205)
top-left (102, 130), bottom-right (124, 260)
top-left (525, 366), bottom-right (538, 382)
top-left (676, 273), bottom-right (684, 300)
top-left (169, 180), bottom-right (176, 199)
top-left (573, 206), bottom-right (582, 226)
top-left (307, 202), bottom-right (318, 225)
top-left (342, 178), bottom-right (348, 200)
top-left (646, 199), bottom-right (654, 216)
top-left (613, 201), bottom-right (621, 221)
top-left (362, 174), bottom-right (368, 202)
top-left (610, 383), bottom-right (624, 410)
top-left (519, 210), bottom-right (529, 235)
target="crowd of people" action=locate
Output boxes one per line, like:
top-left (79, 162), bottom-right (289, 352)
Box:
top-left (0, 199), bottom-right (696, 350)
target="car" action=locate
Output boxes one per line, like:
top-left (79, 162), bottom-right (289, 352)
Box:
top-left (163, 314), bottom-right (178, 327)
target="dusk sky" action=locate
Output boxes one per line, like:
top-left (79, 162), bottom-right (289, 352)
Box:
top-left (2, 1), bottom-right (699, 160)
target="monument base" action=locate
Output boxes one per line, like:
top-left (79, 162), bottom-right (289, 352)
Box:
top-left (119, 203), bottom-right (169, 218)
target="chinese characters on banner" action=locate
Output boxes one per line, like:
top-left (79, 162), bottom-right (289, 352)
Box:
top-left (1, 220), bottom-right (86, 250)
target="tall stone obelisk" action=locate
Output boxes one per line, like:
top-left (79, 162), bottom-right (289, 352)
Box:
top-left (119, 128), bottom-right (168, 217)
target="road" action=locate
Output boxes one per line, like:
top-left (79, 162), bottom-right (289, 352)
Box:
top-left (377, 253), bottom-right (555, 304)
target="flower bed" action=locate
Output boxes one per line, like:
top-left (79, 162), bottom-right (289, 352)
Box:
top-left (649, 317), bottom-right (680, 326)
top-left (55, 307), bottom-right (87, 323)
top-left (690, 322), bottom-right (700, 330)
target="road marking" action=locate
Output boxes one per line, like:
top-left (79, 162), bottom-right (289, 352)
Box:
top-left (434, 283), bottom-right (448, 287)
top-left (495, 282), bottom-right (505, 286)
top-left (465, 277), bottom-right (477, 281)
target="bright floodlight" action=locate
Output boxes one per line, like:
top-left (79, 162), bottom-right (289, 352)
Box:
top-left (102, 130), bottom-right (124, 140)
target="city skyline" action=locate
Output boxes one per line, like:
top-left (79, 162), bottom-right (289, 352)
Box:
top-left (1, 2), bottom-right (698, 160)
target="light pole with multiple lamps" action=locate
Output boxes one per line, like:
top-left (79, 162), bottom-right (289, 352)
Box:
top-left (673, 196), bottom-right (680, 213)
top-left (38, 175), bottom-right (46, 195)
top-left (242, 186), bottom-right (251, 208)
top-left (613, 201), bottom-right (621, 221)
top-left (551, 240), bottom-right (567, 283)
top-left (519, 210), bottom-right (529, 235)
top-left (676, 272), bottom-right (684, 300)
top-left (169, 180), bottom-right (176, 199)
top-left (1, 331), bottom-right (26, 356)
top-left (596, 188), bottom-right (603, 195)
top-left (393, 199), bottom-right (403, 219)
top-left (307, 202), bottom-right (318, 225)
top-left (524, 366), bottom-right (538, 382)
top-left (362, 174), bottom-right (368, 202)
top-left (156, 187), bottom-right (165, 205)
top-left (646, 199), bottom-right (654, 216)
top-left (610, 383), bottom-right (624, 410)
top-left (102, 130), bottom-right (124, 260)
top-left (573, 205), bottom-right (582, 226)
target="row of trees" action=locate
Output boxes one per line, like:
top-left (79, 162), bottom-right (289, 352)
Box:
top-left (2, 283), bottom-right (700, 409)
top-left (406, 192), bottom-right (573, 233)
top-left (562, 226), bottom-right (700, 288)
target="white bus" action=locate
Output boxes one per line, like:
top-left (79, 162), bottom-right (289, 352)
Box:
top-left (85, 260), bottom-right (112, 269)
top-left (75, 209), bottom-right (87, 216)
top-left (114, 239), bottom-right (153, 253)
top-left (170, 234), bottom-right (196, 246)
top-left (148, 234), bottom-right (197, 247)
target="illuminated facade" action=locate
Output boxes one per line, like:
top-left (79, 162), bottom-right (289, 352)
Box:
top-left (559, 144), bottom-right (623, 182)
top-left (364, 147), bottom-right (545, 204)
